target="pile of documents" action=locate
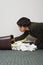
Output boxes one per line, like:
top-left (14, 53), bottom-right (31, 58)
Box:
top-left (11, 41), bottom-right (37, 51)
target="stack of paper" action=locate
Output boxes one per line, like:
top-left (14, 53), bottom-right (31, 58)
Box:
top-left (11, 41), bottom-right (37, 51)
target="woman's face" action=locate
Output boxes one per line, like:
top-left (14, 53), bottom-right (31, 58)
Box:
top-left (18, 26), bottom-right (26, 32)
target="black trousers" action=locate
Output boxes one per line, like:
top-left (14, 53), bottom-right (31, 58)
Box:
top-left (35, 39), bottom-right (43, 49)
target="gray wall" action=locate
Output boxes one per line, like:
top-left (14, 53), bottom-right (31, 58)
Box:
top-left (0, 0), bottom-right (43, 36)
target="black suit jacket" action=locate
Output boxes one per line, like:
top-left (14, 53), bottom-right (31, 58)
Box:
top-left (15, 22), bottom-right (43, 41)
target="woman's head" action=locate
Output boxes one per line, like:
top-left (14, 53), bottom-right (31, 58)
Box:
top-left (17, 17), bottom-right (31, 32)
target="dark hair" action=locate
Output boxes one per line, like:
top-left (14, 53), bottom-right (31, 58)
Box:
top-left (17, 17), bottom-right (31, 27)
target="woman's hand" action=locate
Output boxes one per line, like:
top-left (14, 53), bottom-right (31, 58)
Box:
top-left (11, 38), bottom-right (15, 43)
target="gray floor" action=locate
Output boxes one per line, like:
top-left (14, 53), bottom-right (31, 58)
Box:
top-left (0, 50), bottom-right (43, 65)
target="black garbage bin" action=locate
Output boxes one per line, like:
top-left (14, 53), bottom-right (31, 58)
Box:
top-left (0, 35), bottom-right (14, 50)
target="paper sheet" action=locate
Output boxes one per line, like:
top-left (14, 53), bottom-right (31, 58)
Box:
top-left (11, 41), bottom-right (37, 51)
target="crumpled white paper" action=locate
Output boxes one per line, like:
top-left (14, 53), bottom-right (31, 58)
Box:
top-left (11, 41), bottom-right (37, 51)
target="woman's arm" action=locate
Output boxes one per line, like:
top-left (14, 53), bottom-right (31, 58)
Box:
top-left (14, 30), bottom-right (30, 42)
